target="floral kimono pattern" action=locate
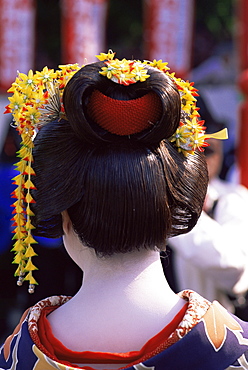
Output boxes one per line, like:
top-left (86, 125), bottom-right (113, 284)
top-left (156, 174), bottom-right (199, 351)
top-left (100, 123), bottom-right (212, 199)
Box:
top-left (1, 291), bottom-right (248, 370)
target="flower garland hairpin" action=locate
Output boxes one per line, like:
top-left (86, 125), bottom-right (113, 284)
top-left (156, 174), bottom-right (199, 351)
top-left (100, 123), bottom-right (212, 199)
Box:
top-left (96, 50), bottom-right (150, 85)
top-left (5, 51), bottom-right (227, 292)
top-left (5, 63), bottom-right (82, 293)
top-left (96, 50), bottom-right (228, 155)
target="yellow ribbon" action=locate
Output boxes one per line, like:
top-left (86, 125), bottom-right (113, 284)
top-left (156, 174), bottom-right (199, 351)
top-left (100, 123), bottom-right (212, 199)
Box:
top-left (205, 128), bottom-right (228, 141)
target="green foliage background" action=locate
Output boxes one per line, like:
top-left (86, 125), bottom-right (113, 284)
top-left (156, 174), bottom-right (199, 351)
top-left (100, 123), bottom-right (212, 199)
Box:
top-left (35, 0), bottom-right (235, 69)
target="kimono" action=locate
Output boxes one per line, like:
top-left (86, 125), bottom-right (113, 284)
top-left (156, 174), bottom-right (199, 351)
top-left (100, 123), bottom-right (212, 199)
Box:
top-left (1, 290), bottom-right (248, 370)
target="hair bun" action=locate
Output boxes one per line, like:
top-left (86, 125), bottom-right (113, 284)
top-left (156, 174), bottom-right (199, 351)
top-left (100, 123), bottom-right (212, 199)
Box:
top-left (87, 90), bottom-right (162, 136)
top-left (63, 62), bottom-right (181, 145)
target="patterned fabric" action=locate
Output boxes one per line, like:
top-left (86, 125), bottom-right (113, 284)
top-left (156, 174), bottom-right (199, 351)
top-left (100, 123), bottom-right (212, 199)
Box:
top-left (1, 290), bottom-right (248, 370)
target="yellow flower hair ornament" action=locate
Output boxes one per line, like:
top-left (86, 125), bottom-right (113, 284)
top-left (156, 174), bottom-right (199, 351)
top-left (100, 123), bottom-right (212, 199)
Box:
top-left (100, 60), bottom-right (150, 86)
top-left (5, 51), bottom-right (228, 292)
top-left (96, 51), bottom-right (228, 156)
top-left (5, 63), bottom-right (82, 292)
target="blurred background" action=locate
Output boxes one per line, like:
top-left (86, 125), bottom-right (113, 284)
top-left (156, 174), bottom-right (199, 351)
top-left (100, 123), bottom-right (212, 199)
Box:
top-left (0, 0), bottom-right (248, 341)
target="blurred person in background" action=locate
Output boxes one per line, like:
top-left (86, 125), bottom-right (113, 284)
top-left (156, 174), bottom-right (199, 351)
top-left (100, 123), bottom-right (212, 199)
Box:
top-left (0, 128), bottom-right (82, 344)
top-left (168, 95), bottom-right (248, 318)
top-left (2, 51), bottom-right (248, 369)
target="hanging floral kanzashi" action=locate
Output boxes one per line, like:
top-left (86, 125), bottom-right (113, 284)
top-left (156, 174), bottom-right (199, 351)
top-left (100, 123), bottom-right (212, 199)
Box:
top-left (5, 64), bottom-right (82, 292)
top-left (5, 51), bottom-right (227, 292)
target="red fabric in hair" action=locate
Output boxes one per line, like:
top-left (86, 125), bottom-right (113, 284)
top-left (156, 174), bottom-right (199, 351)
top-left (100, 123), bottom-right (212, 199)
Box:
top-left (87, 90), bottom-right (162, 136)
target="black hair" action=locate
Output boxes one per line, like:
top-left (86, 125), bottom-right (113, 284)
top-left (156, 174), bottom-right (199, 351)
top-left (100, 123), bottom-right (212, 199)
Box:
top-left (31, 62), bottom-right (208, 255)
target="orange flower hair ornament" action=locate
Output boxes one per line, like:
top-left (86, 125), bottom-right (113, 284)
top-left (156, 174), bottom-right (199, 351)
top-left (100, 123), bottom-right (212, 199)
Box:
top-left (5, 63), bottom-right (82, 293)
top-left (4, 51), bottom-right (228, 292)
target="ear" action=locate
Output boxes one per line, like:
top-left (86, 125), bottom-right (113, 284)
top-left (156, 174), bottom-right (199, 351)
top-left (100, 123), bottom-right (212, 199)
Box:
top-left (61, 210), bottom-right (73, 235)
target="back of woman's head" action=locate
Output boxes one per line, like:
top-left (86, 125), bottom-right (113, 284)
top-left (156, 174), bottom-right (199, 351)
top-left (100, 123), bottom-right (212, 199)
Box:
top-left (29, 57), bottom-right (208, 255)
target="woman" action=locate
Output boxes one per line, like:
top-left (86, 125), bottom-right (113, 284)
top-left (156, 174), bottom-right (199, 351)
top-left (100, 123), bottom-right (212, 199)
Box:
top-left (1, 51), bottom-right (247, 370)
top-left (168, 96), bottom-right (248, 315)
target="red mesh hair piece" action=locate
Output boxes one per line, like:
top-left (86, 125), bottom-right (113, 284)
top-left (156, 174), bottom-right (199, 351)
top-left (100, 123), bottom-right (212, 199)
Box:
top-left (87, 90), bottom-right (162, 136)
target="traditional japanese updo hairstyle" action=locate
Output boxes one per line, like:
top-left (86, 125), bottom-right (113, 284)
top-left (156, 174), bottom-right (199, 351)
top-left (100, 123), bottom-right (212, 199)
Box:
top-left (31, 61), bottom-right (208, 255)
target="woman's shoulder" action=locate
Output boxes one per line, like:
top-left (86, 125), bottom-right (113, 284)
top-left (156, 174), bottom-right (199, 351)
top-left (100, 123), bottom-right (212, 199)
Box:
top-left (142, 293), bottom-right (248, 369)
top-left (2, 292), bottom-right (248, 369)
top-left (0, 295), bottom-right (71, 369)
